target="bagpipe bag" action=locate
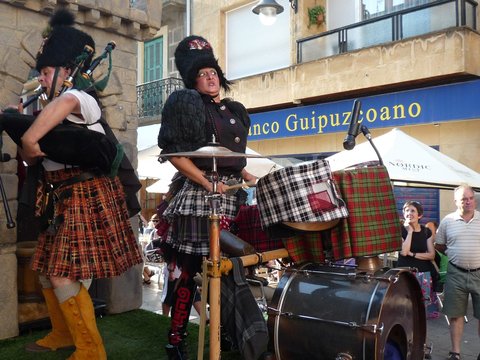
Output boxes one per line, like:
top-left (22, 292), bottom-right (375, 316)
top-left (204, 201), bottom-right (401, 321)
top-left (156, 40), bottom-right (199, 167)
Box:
top-left (0, 112), bottom-right (118, 173)
top-left (1, 112), bottom-right (142, 217)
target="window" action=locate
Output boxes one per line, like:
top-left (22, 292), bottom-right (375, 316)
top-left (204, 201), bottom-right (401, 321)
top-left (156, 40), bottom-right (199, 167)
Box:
top-left (140, 37), bottom-right (164, 118)
top-left (362, 0), bottom-right (437, 19)
top-left (226, 0), bottom-right (290, 80)
top-left (144, 37), bottom-right (163, 83)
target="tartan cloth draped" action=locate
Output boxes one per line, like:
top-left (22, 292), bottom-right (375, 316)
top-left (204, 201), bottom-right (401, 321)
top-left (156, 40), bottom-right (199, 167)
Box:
top-left (232, 205), bottom-right (283, 253)
top-left (256, 160), bottom-right (349, 228)
top-left (329, 165), bottom-right (402, 259)
top-left (281, 166), bottom-right (401, 263)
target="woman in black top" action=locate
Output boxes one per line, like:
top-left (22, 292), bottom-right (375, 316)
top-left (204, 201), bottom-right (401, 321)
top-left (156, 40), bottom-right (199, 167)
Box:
top-left (397, 200), bottom-right (438, 318)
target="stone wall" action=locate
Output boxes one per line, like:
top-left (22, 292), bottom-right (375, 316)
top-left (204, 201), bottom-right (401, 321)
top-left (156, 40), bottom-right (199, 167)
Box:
top-left (0, 0), bottom-right (161, 340)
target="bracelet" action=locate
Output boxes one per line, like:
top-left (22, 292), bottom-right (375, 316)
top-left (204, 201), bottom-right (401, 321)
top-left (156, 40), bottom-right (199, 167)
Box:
top-left (412, 252), bottom-right (416, 258)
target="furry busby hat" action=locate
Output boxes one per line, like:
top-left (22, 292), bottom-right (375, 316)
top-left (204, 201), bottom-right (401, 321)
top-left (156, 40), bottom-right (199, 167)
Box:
top-left (35, 9), bottom-right (95, 72)
top-left (174, 35), bottom-right (231, 92)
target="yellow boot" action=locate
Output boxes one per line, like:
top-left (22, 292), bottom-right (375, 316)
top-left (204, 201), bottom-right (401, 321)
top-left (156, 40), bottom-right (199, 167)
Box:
top-left (59, 284), bottom-right (107, 360)
top-left (25, 288), bottom-right (75, 352)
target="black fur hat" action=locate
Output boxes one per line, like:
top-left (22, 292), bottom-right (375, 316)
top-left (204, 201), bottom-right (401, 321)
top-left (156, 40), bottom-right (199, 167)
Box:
top-left (35, 8), bottom-right (95, 72)
top-left (174, 35), bottom-right (231, 91)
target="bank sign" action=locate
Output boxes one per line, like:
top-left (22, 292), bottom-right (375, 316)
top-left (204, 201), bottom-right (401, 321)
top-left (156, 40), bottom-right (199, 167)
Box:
top-left (249, 79), bottom-right (480, 140)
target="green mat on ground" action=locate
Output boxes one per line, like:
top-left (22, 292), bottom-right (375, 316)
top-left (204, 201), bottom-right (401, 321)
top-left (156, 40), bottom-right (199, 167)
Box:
top-left (0, 309), bottom-right (242, 360)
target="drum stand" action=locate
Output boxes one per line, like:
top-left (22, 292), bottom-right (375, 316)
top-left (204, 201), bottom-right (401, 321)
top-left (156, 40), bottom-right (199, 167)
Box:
top-left (204, 154), bottom-right (222, 360)
top-left (196, 151), bottom-right (281, 360)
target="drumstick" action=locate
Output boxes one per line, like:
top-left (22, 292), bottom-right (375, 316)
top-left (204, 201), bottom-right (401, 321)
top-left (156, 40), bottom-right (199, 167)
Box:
top-left (223, 180), bottom-right (256, 192)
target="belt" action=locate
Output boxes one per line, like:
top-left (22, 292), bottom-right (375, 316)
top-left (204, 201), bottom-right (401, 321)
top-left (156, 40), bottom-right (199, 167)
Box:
top-left (449, 261), bottom-right (480, 273)
top-left (49, 171), bottom-right (98, 191)
top-left (203, 170), bottom-right (242, 178)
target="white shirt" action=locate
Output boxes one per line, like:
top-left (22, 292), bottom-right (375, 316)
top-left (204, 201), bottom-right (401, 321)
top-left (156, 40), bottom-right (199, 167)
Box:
top-left (42, 89), bottom-right (103, 171)
top-left (435, 209), bottom-right (480, 269)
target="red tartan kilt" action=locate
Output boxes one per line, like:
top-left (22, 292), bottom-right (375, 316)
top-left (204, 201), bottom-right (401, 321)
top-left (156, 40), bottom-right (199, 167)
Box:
top-left (31, 168), bottom-right (143, 280)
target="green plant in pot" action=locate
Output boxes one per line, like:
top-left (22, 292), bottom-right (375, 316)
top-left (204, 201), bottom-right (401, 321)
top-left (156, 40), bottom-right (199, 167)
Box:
top-left (308, 5), bottom-right (326, 28)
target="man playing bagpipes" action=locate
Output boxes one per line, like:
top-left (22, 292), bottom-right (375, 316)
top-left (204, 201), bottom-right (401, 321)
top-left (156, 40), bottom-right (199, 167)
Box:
top-left (0, 8), bottom-right (143, 359)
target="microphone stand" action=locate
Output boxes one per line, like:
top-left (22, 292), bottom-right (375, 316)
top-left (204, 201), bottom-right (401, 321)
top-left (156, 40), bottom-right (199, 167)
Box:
top-left (360, 125), bottom-right (383, 166)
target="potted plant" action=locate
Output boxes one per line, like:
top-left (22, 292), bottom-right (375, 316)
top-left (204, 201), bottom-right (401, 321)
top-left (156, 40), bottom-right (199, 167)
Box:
top-left (308, 5), bottom-right (326, 27)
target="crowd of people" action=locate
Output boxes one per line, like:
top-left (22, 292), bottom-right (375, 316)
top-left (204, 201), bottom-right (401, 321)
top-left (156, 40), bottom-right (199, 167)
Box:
top-left (2, 6), bottom-right (479, 360)
top-left (397, 189), bottom-right (480, 360)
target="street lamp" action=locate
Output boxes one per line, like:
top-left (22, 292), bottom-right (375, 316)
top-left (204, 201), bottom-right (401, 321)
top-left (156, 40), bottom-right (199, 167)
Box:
top-left (252, 0), bottom-right (298, 26)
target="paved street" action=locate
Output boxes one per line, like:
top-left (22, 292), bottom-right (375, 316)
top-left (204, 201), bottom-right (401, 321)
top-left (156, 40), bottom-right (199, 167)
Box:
top-left (426, 298), bottom-right (478, 360)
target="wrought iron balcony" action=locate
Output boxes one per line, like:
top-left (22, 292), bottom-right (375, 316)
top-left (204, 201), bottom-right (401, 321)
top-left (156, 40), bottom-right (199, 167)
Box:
top-left (136, 77), bottom-right (184, 125)
top-left (298, 0), bottom-right (477, 63)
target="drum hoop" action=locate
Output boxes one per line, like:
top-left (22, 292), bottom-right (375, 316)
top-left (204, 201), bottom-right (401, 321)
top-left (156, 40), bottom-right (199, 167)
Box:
top-left (282, 219), bottom-right (340, 231)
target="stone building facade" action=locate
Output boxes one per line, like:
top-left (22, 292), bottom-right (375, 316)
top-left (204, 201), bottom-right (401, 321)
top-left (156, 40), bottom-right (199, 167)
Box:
top-left (187, 0), bottom-right (480, 220)
top-left (0, 0), bottom-right (161, 340)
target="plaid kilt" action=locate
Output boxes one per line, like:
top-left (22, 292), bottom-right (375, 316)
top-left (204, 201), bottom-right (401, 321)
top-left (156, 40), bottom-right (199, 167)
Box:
top-left (31, 168), bottom-right (143, 280)
top-left (163, 175), bottom-right (242, 256)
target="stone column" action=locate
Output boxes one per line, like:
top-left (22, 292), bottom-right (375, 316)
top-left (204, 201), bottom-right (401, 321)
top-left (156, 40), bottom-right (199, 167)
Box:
top-left (0, 151), bottom-right (19, 340)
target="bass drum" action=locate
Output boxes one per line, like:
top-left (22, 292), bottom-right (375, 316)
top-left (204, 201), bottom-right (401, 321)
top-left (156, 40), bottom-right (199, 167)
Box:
top-left (268, 263), bottom-right (426, 360)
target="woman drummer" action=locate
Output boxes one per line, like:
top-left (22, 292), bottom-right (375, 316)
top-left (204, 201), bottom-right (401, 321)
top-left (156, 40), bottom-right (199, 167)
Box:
top-left (158, 35), bottom-right (258, 359)
top-left (21, 9), bottom-right (143, 359)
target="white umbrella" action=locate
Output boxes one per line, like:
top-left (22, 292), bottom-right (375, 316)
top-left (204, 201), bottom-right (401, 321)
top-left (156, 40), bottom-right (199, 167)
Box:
top-left (326, 128), bottom-right (480, 190)
top-left (245, 147), bottom-right (282, 178)
top-left (137, 145), bottom-right (170, 179)
top-left (146, 179), bottom-right (171, 194)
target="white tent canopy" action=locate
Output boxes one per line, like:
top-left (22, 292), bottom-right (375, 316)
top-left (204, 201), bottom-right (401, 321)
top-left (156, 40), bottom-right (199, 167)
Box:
top-left (138, 145), bottom-right (282, 193)
top-left (326, 128), bottom-right (480, 191)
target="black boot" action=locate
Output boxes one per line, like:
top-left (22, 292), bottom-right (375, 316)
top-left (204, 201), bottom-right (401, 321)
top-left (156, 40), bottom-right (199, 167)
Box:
top-left (167, 275), bottom-right (196, 360)
top-left (165, 341), bottom-right (189, 360)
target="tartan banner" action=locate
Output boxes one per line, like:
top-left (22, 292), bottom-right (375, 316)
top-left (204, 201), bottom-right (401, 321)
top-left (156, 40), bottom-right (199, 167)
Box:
top-left (329, 165), bottom-right (402, 260)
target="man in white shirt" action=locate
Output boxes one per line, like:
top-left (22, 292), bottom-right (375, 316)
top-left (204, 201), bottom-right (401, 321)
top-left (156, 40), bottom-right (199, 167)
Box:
top-left (435, 184), bottom-right (480, 360)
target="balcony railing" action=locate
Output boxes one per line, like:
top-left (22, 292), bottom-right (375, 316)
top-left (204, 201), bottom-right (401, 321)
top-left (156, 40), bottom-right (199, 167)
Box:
top-left (298, 0), bottom-right (477, 63)
top-left (136, 77), bottom-right (184, 124)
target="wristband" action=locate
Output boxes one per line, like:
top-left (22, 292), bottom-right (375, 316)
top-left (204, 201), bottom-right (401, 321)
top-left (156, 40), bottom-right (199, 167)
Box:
top-left (412, 252), bottom-right (416, 258)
